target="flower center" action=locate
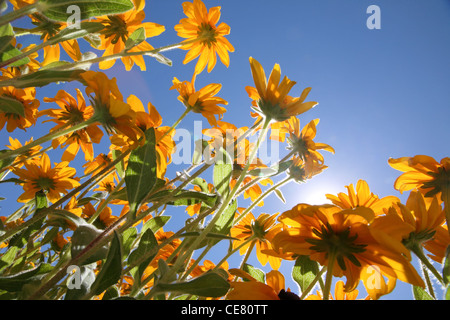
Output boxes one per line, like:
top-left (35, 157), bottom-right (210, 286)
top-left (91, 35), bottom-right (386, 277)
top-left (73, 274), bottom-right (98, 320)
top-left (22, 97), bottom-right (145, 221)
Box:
top-left (197, 23), bottom-right (217, 47)
top-left (34, 177), bottom-right (55, 191)
top-left (61, 104), bottom-right (85, 125)
top-left (103, 15), bottom-right (129, 44)
top-left (306, 222), bottom-right (367, 270)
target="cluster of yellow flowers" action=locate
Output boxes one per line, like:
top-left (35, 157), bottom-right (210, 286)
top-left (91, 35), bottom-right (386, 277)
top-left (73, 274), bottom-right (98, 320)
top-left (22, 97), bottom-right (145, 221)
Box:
top-left (0, 0), bottom-right (449, 301)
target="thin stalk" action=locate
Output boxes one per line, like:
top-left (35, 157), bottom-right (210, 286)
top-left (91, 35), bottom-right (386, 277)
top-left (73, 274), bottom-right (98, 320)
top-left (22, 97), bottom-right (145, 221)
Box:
top-left (299, 266), bottom-right (327, 300)
top-left (421, 262), bottom-right (436, 299)
top-left (323, 252), bottom-right (336, 300)
top-left (411, 244), bottom-right (444, 284)
top-left (233, 176), bottom-right (292, 225)
top-left (156, 107), bottom-right (190, 145)
top-left (0, 118), bottom-right (96, 162)
top-left (87, 178), bottom-right (125, 224)
top-left (0, 147), bottom-right (130, 244)
top-left (443, 185), bottom-right (450, 236)
top-left (42, 38), bottom-right (202, 72)
top-left (0, 3), bottom-right (38, 26)
top-left (238, 240), bottom-right (256, 270)
top-left (156, 118), bottom-right (271, 285)
top-left (213, 237), bottom-right (255, 271)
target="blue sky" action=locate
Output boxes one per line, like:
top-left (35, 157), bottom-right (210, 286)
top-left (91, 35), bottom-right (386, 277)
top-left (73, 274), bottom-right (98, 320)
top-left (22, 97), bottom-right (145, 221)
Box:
top-left (2, 0), bottom-right (450, 299)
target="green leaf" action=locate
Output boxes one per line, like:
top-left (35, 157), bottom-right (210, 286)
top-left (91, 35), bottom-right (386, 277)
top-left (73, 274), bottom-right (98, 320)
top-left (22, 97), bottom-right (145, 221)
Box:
top-left (248, 160), bottom-right (293, 178)
top-left (0, 263), bottom-right (53, 292)
top-left (112, 149), bottom-right (125, 179)
top-left (125, 128), bottom-right (157, 218)
top-left (0, 69), bottom-right (86, 88)
top-left (0, 93), bottom-right (26, 116)
top-left (37, 0), bottom-right (134, 22)
top-left (91, 231), bottom-right (123, 296)
top-left (47, 209), bottom-right (89, 229)
top-left (443, 245), bottom-right (450, 285)
top-left (0, 23), bottom-right (14, 55)
top-left (142, 216), bottom-right (171, 234)
top-left (292, 255), bottom-right (319, 294)
top-left (0, 246), bottom-right (19, 273)
top-left (274, 188), bottom-right (286, 203)
top-left (211, 199), bottom-right (237, 240)
top-left (128, 228), bottom-right (158, 287)
top-left (242, 263), bottom-right (265, 283)
top-left (70, 225), bottom-right (109, 265)
top-left (125, 27), bottom-right (145, 50)
top-left (121, 227), bottom-right (137, 258)
top-left (213, 149), bottom-right (233, 200)
top-left (0, 43), bottom-right (29, 67)
top-left (155, 272), bottom-right (230, 298)
top-left (49, 22), bottom-right (104, 43)
top-left (412, 286), bottom-right (434, 300)
top-left (149, 189), bottom-right (217, 207)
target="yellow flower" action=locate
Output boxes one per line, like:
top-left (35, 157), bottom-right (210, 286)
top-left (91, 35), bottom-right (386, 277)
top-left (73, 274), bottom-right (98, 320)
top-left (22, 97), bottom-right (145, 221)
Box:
top-left (12, 153), bottom-right (80, 203)
top-left (389, 155), bottom-right (450, 199)
top-left (170, 75), bottom-right (227, 126)
top-left (306, 280), bottom-right (369, 300)
top-left (6, 137), bottom-right (42, 168)
top-left (82, 201), bottom-right (118, 228)
top-left (0, 83), bottom-right (39, 132)
top-left (272, 117), bottom-right (334, 164)
top-left (81, 71), bottom-right (143, 144)
top-left (110, 95), bottom-right (176, 178)
top-left (287, 156), bottom-right (327, 183)
top-left (41, 89), bottom-right (104, 162)
top-left (94, 0), bottom-right (165, 71)
top-left (388, 191), bottom-right (450, 263)
top-left (174, 0), bottom-right (234, 75)
top-left (270, 203), bottom-right (424, 299)
top-left (325, 180), bottom-right (400, 216)
top-left (246, 57), bottom-right (317, 122)
top-left (226, 269), bottom-right (297, 300)
top-left (230, 211), bottom-right (283, 270)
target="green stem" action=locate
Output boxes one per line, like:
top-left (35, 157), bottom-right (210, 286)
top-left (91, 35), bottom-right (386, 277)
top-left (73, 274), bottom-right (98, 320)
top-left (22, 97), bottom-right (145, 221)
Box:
top-left (43, 37), bottom-right (202, 72)
top-left (87, 178), bottom-right (125, 225)
top-left (156, 107), bottom-right (191, 145)
top-left (299, 266), bottom-right (327, 300)
top-left (213, 237), bottom-right (255, 271)
top-left (0, 118), bottom-right (97, 162)
top-left (442, 185), bottom-right (450, 236)
top-left (0, 3), bottom-right (38, 26)
top-left (0, 147), bottom-right (130, 245)
top-left (155, 117), bottom-right (271, 286)
top-left (411, 244), bottom-right (444, 284)
top-left (233, 176), bottom-right (292, 225)
top-left (238, 240), bottom-right (256, 270)
top-left (323, 252), bottom-right (336, 300)
top-left (420, 262), bottom-right (436, 299)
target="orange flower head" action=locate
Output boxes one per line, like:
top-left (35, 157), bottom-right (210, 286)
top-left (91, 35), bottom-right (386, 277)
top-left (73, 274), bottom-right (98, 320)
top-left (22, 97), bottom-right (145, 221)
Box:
top-left (389, 155), bottom-right (450, 200)
top-left (230, 211), bottom-right (283, 269)
top-left (175, 0), bottom-right (234, 75)
top-left (41, 89), bottom-right (104, 161)
top-left (389, 191), bottom-right (450, 263)
top-left (81, 71), bottom-right (143, 144)
top-left (170, 75), bottom-right (227, 126)
top-left (269, 203), bottom-right (425, 298)
top-left (13, 153), bottom-right (80, 203)
top-left (325, 180), bottom-right (400, 216)
top-left (246, 57), bottom-right (317, 122)
top-left (95, 0), bottom-right (165, 71)
top-left (6, 137), bottom-right (42, 168)
top-left (272, 117), bottom-right (334, 164)
top-left (0, 83), bottom-right (39, 132)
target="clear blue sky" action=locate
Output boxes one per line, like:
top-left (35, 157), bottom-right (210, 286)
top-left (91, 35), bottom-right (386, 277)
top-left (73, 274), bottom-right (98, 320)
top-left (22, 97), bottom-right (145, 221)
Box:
top-left (2, 0), bottom-right (450, 299)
